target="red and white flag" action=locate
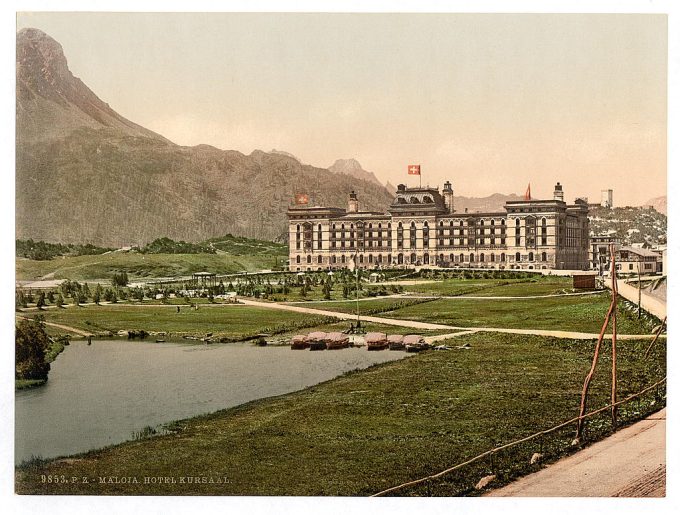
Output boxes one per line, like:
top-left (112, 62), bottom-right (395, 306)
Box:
top-left (294, 193), bottom-right (309, 205)
top-left (524, 183), bottom-right (531, 201)
top-left (408, 164), bottom-right (421, 175)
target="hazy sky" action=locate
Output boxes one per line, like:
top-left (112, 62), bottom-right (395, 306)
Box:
top-left (17, 12), bottom-right (667, 205)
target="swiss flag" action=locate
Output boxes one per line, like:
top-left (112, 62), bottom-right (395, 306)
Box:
top-left (408, 164), bottom-right (421, 175)
top-left (295, 193), bottom-right (309, 205)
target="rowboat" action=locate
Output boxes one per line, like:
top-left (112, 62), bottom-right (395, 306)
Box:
top-left (290, 335), bottom-right (309, 350)
top-left (387, 334), bottom-right (405, 350)
top-left (307, 331), bottom-right (328, 351)
top-left (365, 332), bottom-right (389, 351)
top-left (404, 334), bottom-right (429, 353)
top-left (325, 332), bottom-right (350, 350)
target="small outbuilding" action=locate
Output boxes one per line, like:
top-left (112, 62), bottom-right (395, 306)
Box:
top-left (573, 272), bottom-right (597, 289)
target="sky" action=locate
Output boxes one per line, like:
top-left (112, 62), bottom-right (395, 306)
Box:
top-left (16, 12), bottom-right (667, 205)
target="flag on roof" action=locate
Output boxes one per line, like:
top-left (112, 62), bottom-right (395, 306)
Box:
top-left (524, 183), bottom-right (531, 201)
top-left (295, 193), bottom-right (309, 205)
top-left (408, 164), bottom-right (421, 175)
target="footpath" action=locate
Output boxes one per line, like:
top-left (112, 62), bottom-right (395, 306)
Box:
top-left (238, 298), bottom-right (664, 341)
top-left (486, 408), bottom-right (666, 497)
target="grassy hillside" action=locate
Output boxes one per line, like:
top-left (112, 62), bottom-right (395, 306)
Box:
top-left (16, 250), bottom-right (286, 282)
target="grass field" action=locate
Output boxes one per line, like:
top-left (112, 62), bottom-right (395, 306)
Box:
top-left (400, 276), bottom-right (574, 297)
top-left (382, 293), bottom-right (651, 334)
top-left (291, 297), bottom-right (437, 315)
top-left (16, 251), bottom-right (285, 282)
top-left (15, 332), bottom-right (666, 495)
top-left (23, 305), bottom-right (334, 340)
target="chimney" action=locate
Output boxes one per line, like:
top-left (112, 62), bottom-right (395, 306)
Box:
top-left (348, 190), bottom-right (359, 213)
top-left (553, 182), bottom-right (564, 202)
top-left (443, 181), bottom-right (454, 213)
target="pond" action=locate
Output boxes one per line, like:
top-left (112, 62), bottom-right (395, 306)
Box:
top-left (15, 340), bottom-right (408, 464)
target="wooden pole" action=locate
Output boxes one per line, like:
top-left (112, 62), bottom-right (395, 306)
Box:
top-left (575, 244), bottom-right (617, 440)
top-left (611, 244), bottom-right (618, 429)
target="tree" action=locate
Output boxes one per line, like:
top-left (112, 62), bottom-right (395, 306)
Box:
top-left (93, 283), bottom-right (102, 305)
top-left (111, 272), bottom-right (129, 287)
top-left (36, 291), bottom-right (46, 309)
top-left (55, 294), bottom-right (64, 308)
top-left (15, 318), bottom-right (51, 381)
top-left (47, 290), bottom-right (55, 304)
top-left (15, 290), bottom-right (27, 310)
top-left (82, 282), bottom-right (91, 300)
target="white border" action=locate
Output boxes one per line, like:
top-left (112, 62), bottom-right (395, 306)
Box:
top-left (2, 2), bottom-right (677, 515)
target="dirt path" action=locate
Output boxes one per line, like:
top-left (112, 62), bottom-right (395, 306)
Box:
top-left (485, 408), bottom-right (666, 497)
top-left (237, 298), bottom-right (664, 340)
top-left (16, 315), bottom-right (93, 337)
top-left (611, 279), bottom-right (666, 319)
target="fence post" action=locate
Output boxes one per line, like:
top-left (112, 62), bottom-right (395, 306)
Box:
top-left (611, 248), bottom-right (618, 430)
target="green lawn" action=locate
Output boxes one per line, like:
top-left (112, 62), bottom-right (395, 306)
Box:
top-left (400, 277), bottom-right (574, 297)
top-left (15, 332), bottom-right (666, 495)
top-left (24, 305), bottom-right (334, 340)
top-left (384, 293), bottom-right (652, 334)
top-left (294, 297), bottom-right (436, 315)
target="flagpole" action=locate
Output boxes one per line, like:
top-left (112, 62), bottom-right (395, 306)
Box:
top-left (355, 250), bottom-right (360, 329)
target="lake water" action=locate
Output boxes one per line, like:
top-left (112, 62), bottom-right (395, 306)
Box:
top-left (15, 340), bottom-right (408, 464)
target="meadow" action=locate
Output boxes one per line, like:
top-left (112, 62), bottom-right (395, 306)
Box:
top-left (16, 332), bottom-right (666, 496)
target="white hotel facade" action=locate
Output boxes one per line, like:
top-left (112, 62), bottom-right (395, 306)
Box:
top-left (287, 181), bottom-right (589, 272)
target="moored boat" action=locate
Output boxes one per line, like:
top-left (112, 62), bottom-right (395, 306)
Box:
top-left (290, 335), bottom-right (309, 350)
top-left (307, 331), bottom-right (328, 351)
top-left (387, 334), bottom-right (405, 350)
top-left (326, 332), bottom-right (350, 350)
top-left (404, 334), bottom-right (429, 353)
top-left (365, 332), bottom-right (389, 351)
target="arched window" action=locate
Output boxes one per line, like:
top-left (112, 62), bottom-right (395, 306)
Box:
top-left (541, 251), bottom-right (547, 261)
top-left (424, 253), bottom-right (430, 264)
top-left (490, 254), bottom-right (495, 262)
top-left (307, 255), bottom-right (312, 264)
top-left (296, 255), bottom-right (301, 264)
top-left (460, 253), bottom-right (465, 262)
top-left (332, 255), bottom-right (337, 264)
top-left (317, 255), bottom-right (323, 264)
top-left (501, 253), bottom-right (506, 262)
top-left (341, 255), bottom-right (346, 264)
top-left (515, 252), bottom-right (521, 262)
top-left (480, 253), bottom-right (485, 262)
top-left (529, 252), bottom-right (534, 261)
top-left (398, 253), bottom-right (404, 264)
top-left (410, 253), bottom-right (417, 264)
top-left (470, 253), bottom-right (475, 263)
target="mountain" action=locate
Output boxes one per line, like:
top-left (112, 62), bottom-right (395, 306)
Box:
top-left (328, 159), bottom-right (385, 188)
top-left (15, 28), bottom-right (394, 247)
top-left (643, 196), bottom-right (667, 215)
top-left (453, 193), bottom-right (523, 213)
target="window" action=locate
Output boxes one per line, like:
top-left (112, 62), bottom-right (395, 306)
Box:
top-left (480, 253), bottom-right (485, 262)
top-left (307, 255), bottom-right (312, 264)
top-left (541, 252), bottom-right (547, 262)
top-left (515, 252), bottom-right (521, 262)
top-left (529, 252), bottom-right (534, 261)
top-left (296, 255), bottom-right (301, 264)
top-left (470, 253), bottom-right (475, 263)
top-left (317, 255), bottom-right (323, 264)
